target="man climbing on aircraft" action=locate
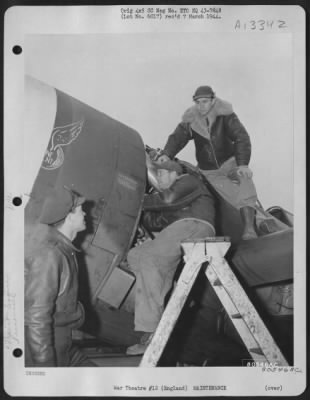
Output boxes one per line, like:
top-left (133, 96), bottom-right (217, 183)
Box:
top-left (126, 158), bottom-right (222, 355)
top-left (158, 85), bottom-right (280, 240)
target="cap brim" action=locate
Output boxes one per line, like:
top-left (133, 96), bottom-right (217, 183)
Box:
top-left (193, 95), bottom-right (214, 100)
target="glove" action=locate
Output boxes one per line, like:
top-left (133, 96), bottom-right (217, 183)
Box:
top-left (236, 165), bottom-right (253, 179)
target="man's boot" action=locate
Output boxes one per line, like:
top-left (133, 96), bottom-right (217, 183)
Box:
top-left (126, 332), bottom-right (154, 355)
top-left (240, 206), bottom-right (258, 240)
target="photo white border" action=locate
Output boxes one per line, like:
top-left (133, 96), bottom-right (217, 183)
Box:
top-left (3, 5), bottom-right (307, 397)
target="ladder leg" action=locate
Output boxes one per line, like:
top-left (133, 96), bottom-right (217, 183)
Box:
top-left (139, 242), bottom-right (209, 367)
top-left (140, 238), bottom-right (288, 367)
top-left (205, 242), bottom-right (288, 366)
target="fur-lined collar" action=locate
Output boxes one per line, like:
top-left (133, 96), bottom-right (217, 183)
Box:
top-left (182, 98), bottom-right (233, 139)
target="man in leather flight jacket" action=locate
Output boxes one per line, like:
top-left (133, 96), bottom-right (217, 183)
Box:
top-left (25, 186), bottom-right (94, 367)
top-left (161, 85), bottom-right (259, 241)
top-left (126, 159), bottom-right (221, 355)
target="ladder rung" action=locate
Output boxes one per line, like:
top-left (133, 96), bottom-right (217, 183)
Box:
top-left (249, 347), bottom-right (264, 356)
top-left (213, 278), bottom-right (222, 286)
top-left (231, 313), bottom-right (242, 319)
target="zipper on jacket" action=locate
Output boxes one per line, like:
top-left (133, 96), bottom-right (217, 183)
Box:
top-left (206, 120), bottom-right (220, 169)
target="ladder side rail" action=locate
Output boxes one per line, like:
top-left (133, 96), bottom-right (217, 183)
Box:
top-left (139, 242), bottom-right (208, 367)
top-left (206, 243), bottom-right (288, 366)
top-left (206, 265), bottom-right (268, 364)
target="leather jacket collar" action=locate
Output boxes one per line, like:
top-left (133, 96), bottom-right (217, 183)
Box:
top-left (45, 226), bottom-right (81, 253)
top-left (182, 98), bottom-right (233, 139)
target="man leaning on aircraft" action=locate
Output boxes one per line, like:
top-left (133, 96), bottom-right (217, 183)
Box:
top-left (126, 157), bottom-right (222, 355)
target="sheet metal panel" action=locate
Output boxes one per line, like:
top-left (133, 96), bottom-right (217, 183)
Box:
top-left (25, 76), bottom-right (146, 307)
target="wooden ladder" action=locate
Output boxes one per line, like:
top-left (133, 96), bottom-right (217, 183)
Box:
top-left (140, 237), bottom-right (288, 367)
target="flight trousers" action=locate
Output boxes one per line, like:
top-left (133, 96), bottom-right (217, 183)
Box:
top-left (127, 218), bottom-right (215, 333)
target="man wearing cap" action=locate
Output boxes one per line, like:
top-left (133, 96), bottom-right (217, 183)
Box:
top-left (25, 186), bottom-right (94, 367)
top-left (126, 158), bottom-right (221, 355)
top-left (160, 85), bottom-right (259, 241)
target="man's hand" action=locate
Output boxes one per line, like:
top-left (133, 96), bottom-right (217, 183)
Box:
top-left (147, 146), bottom-right (170, 163)
top-left (148, 149), bottom-right (159, 161)
top-left (236, 165), bottom-right (253, 179)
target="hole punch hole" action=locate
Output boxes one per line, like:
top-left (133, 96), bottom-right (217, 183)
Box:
top-left (12, 45), bottom-right (22, 55)
top-left (12, 197), bottom-right (22, 206)
top-left (13, 348), bottom-right (23, 358)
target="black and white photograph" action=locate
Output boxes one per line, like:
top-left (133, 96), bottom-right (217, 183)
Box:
top-left (3, 4), bottom-right (306, 397)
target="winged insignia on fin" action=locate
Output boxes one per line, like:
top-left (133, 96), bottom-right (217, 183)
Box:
top-left (42, 119), bottom-right (84, 170)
